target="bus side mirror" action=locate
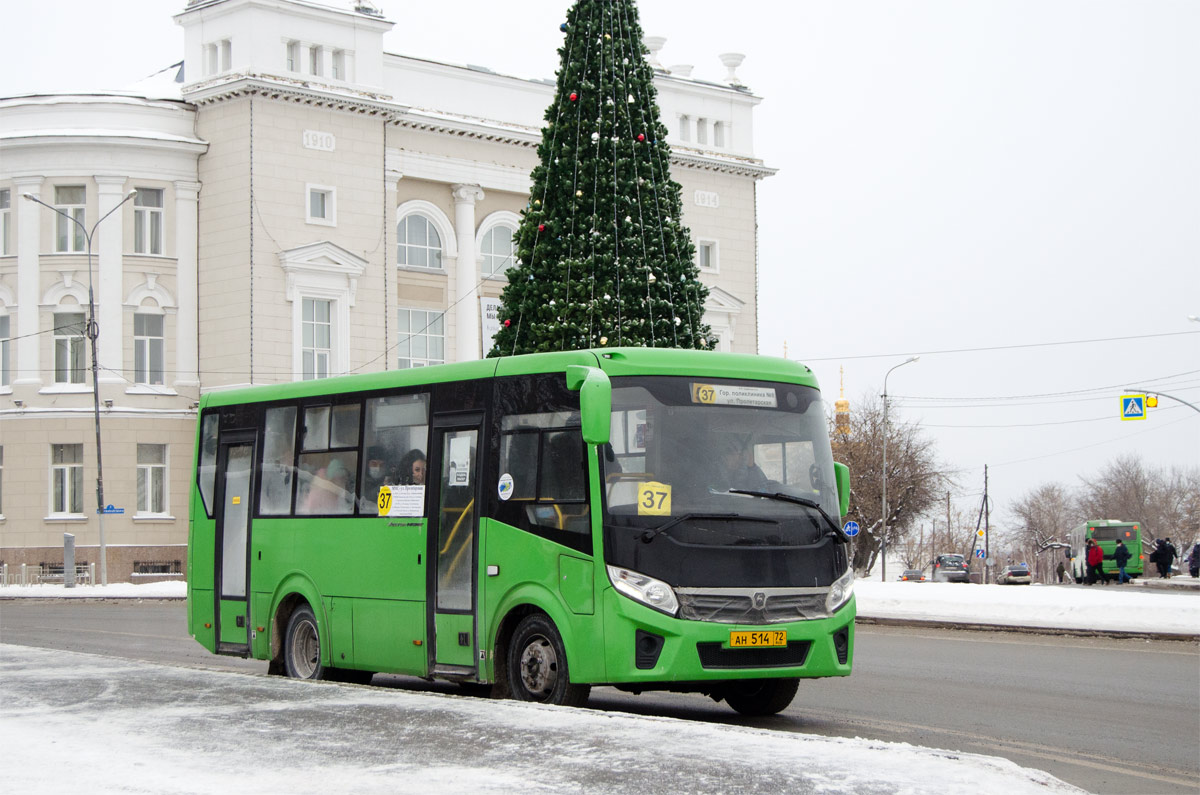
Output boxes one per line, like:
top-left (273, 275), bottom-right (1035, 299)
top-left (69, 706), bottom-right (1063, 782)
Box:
top-left (566, 365), bottom-right (611, 445)
top-left (833, 461), bottom-right (850, 517)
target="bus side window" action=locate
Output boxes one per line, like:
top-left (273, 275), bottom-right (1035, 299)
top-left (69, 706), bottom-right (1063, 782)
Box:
top-left (260, 406), bottom-right (297, 515)
top-left (361, 393), bottom-right (430, 513)
top-left (197, 412), bottom-right (219, 517)
top-left (296, 403), bottom-right (361, 516)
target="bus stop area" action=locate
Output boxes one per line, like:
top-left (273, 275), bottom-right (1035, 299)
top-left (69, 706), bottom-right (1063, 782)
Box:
top-left (0, 643), bottom-right (1082, 795)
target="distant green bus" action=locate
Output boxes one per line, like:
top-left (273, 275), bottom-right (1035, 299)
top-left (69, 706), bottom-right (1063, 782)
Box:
top-left (1069, 520), bottom-right (1143, 582)
top-left (188, 348), bottom-right (854, 715)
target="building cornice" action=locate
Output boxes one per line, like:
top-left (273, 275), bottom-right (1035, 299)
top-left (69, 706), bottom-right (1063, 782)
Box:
top-left (183, 73), bottom-right (403, 117)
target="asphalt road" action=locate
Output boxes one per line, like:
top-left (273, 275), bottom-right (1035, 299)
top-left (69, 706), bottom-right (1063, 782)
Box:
top-left (2, 600), bottom-right (1196, 794)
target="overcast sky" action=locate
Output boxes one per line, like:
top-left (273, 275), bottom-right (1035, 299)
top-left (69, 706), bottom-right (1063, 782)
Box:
top-left (2, 0), bottom-right (1196, 535)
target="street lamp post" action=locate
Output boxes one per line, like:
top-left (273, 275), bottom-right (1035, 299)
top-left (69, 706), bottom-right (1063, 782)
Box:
top-left (880, 355), bottom-right (919, 583)
top-left (24, 189), bottom-right (139, 586)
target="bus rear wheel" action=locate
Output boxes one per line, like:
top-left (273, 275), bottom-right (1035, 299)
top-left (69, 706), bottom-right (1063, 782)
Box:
top-left (507, 614), bottom-right (590, 707)
top-left (724, 678), bottom-right (799, 716)
top-left (284, 604), bottom-right (326, 680)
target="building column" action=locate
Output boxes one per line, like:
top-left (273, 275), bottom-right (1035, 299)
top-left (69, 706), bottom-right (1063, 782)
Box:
top-left (13, 176), bottom-right (44, 389)
top-left (383, 167), bottom-right (401, 369)
top-left (95, 176), bottom-right (128, 386)
top-left (451, 184), bottom-right (484, 363)
top-left (173, 181), bottom-right (201, 390)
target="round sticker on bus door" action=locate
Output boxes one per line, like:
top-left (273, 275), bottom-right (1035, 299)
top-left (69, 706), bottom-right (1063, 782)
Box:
top-left (637, 481), bottom-right (672, 516)
top-left (497, 473), bottom-right (514, 501)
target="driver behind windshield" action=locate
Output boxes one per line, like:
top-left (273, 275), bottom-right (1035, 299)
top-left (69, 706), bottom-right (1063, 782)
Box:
top-left (716, 435), bottom-right (769, 492)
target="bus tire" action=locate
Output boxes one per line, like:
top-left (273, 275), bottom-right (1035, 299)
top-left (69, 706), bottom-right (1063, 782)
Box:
top-left (284, 604), bottom-right (326, 680)
top-left (724, 678), bottom-right (800, 716)
top-left (507, 614), bottom-right (590, 707)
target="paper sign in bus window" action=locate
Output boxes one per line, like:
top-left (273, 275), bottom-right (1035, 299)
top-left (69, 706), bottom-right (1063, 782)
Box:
top-left (637, 481), bottom-right (672, 516)
top-left (378, 485), bottom-right (425, 517)
top-left (448, 435), bottom-right (471, 486)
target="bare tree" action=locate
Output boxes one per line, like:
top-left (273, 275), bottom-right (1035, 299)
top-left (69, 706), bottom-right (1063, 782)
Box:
top-left (830, 393), bottom-right (948, 575)
top-left (1076, 454), bottom-right (1200, 549)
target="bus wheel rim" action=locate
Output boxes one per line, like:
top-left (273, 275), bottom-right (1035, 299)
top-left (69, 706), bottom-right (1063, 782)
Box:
top-left (292, 619), bottom-right (319, 678)
top-left (518, 635), bottom-right (556, 697)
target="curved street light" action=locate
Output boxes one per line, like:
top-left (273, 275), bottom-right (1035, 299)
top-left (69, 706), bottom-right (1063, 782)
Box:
top-left (880, 355), bottom-right (919, 582)
top-left (23, 188), bottom-right (139, 586)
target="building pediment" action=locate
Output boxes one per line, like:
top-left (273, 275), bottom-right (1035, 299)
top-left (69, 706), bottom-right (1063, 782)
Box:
top-left (704, 285), bottom-right (745, 314)
top-left (278, 241), bottom-right (367, 305)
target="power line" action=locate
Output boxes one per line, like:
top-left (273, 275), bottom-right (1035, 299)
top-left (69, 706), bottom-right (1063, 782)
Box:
top-left (891, 369), bottom-right (1200, 404)
top-left (797, 329), bottom-right (1199, 363)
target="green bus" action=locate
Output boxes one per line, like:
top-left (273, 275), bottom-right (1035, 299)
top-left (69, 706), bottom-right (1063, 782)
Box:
top-left (1068, 520), bottom-right (1144, 582)
top-left (187, 348), bottom-right (854, 715)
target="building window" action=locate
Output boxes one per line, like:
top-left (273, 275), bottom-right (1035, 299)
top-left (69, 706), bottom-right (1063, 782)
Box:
top-left (205, 43), bottom-right (218, 76)
top-left (0, 313), bottom-right (10, 387)
top-left (51, 443), bottom-right (84, 515)
top-left (713, 121), bottom-right (725, 148)
top-left (679, 115), bottom-right (691, 142)
top-left (53, 312), bottom-right (87, 384)
top-left (481, 224), bottom-right (516, 277)
top-left (137, 443), bottom-right (167, 515)
top-left (302, 297), bottom-right (332, 380)
top-left (696, 118), bottom-right (708, 146)
top-left (309, 45), bottom-right (322, 76)
top-left (134, 188), bottom-right (164, 255)
top-left (0, 188), bottom-right (11, 255)
top-left (332, 49), bottom-right (345, 80)
top-left (397, 308), bottom-right (444, 369)
top-left (397, 214), bottom-right (443, 269)
top-left (697, 240), bottom-right (719, 273)
top-left (133, 313), bottom-right (165, 385)
top-left (306, 185), bottom-right (336, 226)
top-left (54, 186), bottom-right (86, 253)
top-left (286, 40), bottom-right (299, 71)
top-left (220, 39), bottom-right (232, 71)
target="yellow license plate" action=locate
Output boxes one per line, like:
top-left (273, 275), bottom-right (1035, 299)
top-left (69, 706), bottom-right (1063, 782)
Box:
top-left (729, 630), bottom-right (787, 648)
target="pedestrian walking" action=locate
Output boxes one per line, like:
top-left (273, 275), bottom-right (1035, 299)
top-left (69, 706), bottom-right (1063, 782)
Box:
top-left (1085, 538), bottom-right (1105, 585)
top-left (1188, 543), bottom-right (1200, 578)
top-left (1163, 538), bottom-right (1178, 578)
top-left (1151, 538), bottom-right (1173, 578)
top-left (1113, 538), bottom-right (1132, 584)
top-left (1056, 560), bottom-right (1066, 584)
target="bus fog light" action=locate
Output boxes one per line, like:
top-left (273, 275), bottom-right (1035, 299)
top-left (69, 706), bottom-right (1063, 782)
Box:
top-left (607, 565), bottom-right (679, 616)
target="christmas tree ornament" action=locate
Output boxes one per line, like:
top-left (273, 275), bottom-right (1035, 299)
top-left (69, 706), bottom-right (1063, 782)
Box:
top-left (569, 92), bottom-right (578, 101)
top-left (560, 22), bottom-right (568, 32)
top-left (637, 133), bottom-right (645, 142)
top-left (504, 319), bottom-right (511, 327)
top-left (648, 273), bottom-right (656, 283)
top-left (591, 132), bottom-right (600, 142)
top-left (538, 224), bottom-right (545, 232)
top-left (576, 189), bottom-right (583, 197)
top-left (600, 336), bottom-right (608, 345)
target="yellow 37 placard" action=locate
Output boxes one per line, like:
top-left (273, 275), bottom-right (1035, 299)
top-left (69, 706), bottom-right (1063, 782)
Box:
top-left (637, 481), bottom-right (672, 516)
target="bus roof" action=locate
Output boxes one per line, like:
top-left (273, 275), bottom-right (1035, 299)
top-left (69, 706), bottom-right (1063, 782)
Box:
top-left (200, 348), bottom-right (822, 409)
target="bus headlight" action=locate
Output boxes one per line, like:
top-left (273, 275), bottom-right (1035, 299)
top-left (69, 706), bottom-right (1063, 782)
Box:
top-left (825, 566), bottom-right (855, 615)
top-left (607, 565), bottom-right (679, 616)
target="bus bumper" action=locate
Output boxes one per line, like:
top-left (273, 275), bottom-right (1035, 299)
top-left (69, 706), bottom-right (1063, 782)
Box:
top-left (595, 588), bottom-right (855, 685)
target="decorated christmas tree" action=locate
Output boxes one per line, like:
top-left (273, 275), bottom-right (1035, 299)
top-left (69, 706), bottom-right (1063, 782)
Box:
top-left (489, 0), bottom-right (713, 356)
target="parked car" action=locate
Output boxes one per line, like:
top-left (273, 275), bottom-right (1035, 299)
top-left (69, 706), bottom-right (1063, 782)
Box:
top-left (996, 564), bottom-right (1032, 585)
top-left (932, 554), bottom-right (970, 583)
top-left (899, 569), bottom-right (926, 582)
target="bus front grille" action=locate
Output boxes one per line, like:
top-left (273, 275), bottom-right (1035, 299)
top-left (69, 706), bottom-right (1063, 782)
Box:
top-left (676, 588), bottom-right (830, 624)
top-left (696, 641), bottom-right (811, 669)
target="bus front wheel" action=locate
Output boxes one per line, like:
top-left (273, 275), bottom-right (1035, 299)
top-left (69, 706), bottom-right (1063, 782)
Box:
top-left (724, 678), bottom-right (799, 716)
top-left (507, 614), bottom-right (590, 707)
top-left (284, 604), bottom-right (326, 680)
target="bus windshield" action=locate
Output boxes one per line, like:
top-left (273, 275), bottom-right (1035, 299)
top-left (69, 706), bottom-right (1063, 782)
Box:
top-left (601, 376), bottom-right (846, 588)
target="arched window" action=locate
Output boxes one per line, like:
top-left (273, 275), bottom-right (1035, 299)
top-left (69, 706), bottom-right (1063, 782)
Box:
top-left (397, 213), bottom-right (443, 270)
top-left (481, 224), bottom-right (516, 278)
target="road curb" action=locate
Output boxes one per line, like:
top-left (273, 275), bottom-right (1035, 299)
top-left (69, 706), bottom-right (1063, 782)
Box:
top-left (856, 615), bottom-right (1199, 642)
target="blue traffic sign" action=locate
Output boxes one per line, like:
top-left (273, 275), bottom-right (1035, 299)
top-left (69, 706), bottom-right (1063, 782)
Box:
top-left (843, 521), bottom-right (860, 537)
top-left (99, 504), bottom-right (124, 515)
top-left (1120, 394), bottom-right (1145, 421)
top-left (975, 548), bottom-right (986, 558)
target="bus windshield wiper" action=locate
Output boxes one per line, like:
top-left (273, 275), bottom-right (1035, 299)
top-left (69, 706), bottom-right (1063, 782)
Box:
top-left (641, 512), bottom-right (773, 544)
top-left (727, 490), bottom-right (849, 543)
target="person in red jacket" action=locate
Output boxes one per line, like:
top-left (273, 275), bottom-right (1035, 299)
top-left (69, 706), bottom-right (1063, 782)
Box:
top-left (1085, 538), bottom-right (1106, 585)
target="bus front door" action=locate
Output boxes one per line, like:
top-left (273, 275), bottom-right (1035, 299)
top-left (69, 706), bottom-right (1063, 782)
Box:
top-left (213, 432), bottom-right (256, 654)
top-left (428, 419), bottom-right (481, 676)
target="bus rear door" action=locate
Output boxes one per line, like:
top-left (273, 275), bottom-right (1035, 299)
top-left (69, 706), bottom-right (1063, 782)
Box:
top-left (213, 430), bottom-right (256, 654)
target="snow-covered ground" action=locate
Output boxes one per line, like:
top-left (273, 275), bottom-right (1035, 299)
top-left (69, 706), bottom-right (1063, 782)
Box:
top-left (0, 643), bottom-right (1085, 794)
top-left (3, 577), bottom-right (1196, 636)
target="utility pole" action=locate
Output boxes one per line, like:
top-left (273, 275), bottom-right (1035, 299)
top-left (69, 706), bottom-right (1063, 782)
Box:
top-left (984, 465), bottom-right (990, 584)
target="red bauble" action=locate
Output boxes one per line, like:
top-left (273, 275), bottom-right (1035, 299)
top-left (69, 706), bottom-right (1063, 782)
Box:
top-left (538, 224), bottom-right (545, 232)
top-left (569, 92), bottom-right (578, 101)
top-left (637, 133), bottom-right (645, 142)
top-left (504, 319), bottom-right (511, 327)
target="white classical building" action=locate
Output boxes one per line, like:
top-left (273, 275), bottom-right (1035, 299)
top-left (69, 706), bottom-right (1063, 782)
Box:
top-left (0, 0), bottom-right (774, 580)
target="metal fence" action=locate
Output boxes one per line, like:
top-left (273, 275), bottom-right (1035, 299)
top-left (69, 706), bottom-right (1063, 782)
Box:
top-left (0, 563), bottom-right (96, 586)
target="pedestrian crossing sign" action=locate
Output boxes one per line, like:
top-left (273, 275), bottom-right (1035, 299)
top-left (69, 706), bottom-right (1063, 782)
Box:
top-left (1120, 394), bottom-right (1146, 421)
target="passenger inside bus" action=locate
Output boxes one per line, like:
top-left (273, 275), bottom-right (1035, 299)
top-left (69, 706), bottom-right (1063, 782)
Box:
top-left (300, 457), bottom-right (354, 515)
top-left (398, 449), bottom-right (427, 485)
top-left (716, 435), bottom-right (769, 492)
